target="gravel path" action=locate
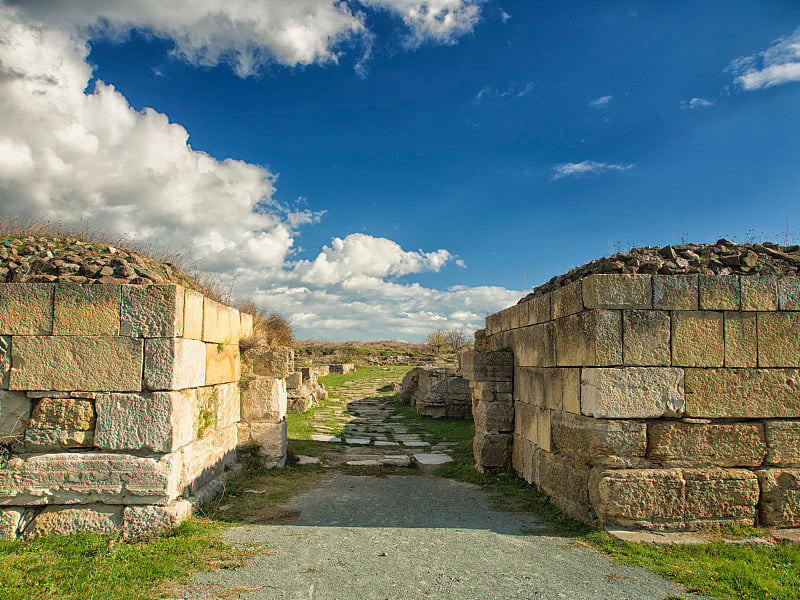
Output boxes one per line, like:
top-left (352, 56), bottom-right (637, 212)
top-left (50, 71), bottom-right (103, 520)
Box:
top-left (194, 473), bottom-right (699, 600)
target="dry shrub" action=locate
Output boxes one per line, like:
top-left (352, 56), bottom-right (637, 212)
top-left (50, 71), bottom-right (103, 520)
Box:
top-left (237, 301), bottom-right (293, 348)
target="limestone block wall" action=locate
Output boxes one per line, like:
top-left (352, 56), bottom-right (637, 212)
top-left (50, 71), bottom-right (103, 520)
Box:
top-left (465, 274), bottom-right (800, 531)
top-left (0, 282), bottom-right (260, 539)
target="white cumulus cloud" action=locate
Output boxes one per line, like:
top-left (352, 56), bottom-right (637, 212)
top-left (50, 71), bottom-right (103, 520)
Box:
top-left (681, 97), bottom-right (714, 109)
top-left (588, 95), bottom-right (612, 108)
top-left (362, 0), bottom-right (483, 47)
top-left (729, 26), bottom-right (800, 91)
top-left (551, 160), bottom-right (634, 181)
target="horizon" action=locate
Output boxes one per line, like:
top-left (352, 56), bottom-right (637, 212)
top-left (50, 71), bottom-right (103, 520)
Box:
top-left (1, 1), bottom-right (799, 341)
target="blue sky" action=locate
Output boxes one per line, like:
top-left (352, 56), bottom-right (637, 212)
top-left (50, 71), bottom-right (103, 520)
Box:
top-left (1, 1), bottom-right (800, 340)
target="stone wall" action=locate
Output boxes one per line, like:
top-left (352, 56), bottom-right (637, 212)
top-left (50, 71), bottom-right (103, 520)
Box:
top-left (399, 367), bottom-right (471, 419)
top-left (286, 366), bottom-right (329, 413)
top-left (0, 282), bottom-right (286, 539)
top-left (464, 274), bottom-right (800, 531)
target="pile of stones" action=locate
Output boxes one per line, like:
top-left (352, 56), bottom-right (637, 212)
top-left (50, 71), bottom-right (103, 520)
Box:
top-left (525, 240), bottom-right (800, 301)
top-left (0, 235), bottom-right (204, 290)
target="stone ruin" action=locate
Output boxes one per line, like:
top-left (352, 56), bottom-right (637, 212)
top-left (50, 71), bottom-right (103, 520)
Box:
top-left (0, 282), bottom-right (289, 539)
top-left (328, 363), bottom-right (355, 375)
top-left (399, 367), bottom-right (471, 419)
top-left (464, 242), bottom-right (800, 531)
top-left (286, 366), bottom-right (329, 413)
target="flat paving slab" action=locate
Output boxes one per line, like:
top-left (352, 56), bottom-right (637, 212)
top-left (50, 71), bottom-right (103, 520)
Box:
top-left (198, 474), bottom-right (703, 600)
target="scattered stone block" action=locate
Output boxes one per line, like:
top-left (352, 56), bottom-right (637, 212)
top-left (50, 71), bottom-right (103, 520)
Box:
top-left (95, 391), bottom-right (193, 453)
top-left (53, 284), bottom-right (121, 335)
top-left (582, 274), bottom-right (652, 309)
top-left (741, 275), bottom-right (778, 311)
top-left (10, 336), bottom-right (143, 392)
top-left (413, 453), bottom-right (453, 466)
top-left (551, 411), bottom-right (646, 467)
top-left (647, 422), bottom-right (766, 467)
top-left (671, 311), bottom-right (724, 367)
top-left (205, 343), bottom-right (240, 385)
top-left (555, 310), bottom-right (622, 367)
top-left (653, 275), bottom-right (698, 310)
top-left (346, 438), bottom-right (371, 445)
top-left (121, 285), bottom-right (184, 338)
top-left (757, 469), bottom-right (800, 527)
top-left (724, 312), bottom-right (757, 368)
top-left (0, 283), bottom-right (53, 335)
top-left (24, 505), bottom-right (122, 538)
top-left (758, 312), bottom-right (800, 367)
top-left (699, 275), bottom-right (740, 310)
top-left (581, 367), bottom-right (684, 419)
top-left (684, 368), bottom-right (800, 418)
top-left (310, 434), bottom-right (341, 442)
top-left (623, 310), bottom-right (670, 366)
top-left (144, 337), bottom-right (207, 391)
top-left (123, 500), bottom-right (192, 540)
top-left (765, 420), bottom-right (800, 466)
top-left (182, 289), bottom-right (204, 340)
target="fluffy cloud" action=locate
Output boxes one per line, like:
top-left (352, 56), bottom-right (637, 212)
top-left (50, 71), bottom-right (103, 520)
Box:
top-left (363, 0), bottom-right (483, 46)
top-left (680, 97), bottom-right (714, 110)
top-left (588, 95), bottom-right (612, 109)
top-left (7, 0), bottom-right (484, 75)
top-left (729, 26), bottom-right (800, 91)
top-left (551, 161), bottom-right (634, 180)
top-left (0, 8), bottom-right (518, 340)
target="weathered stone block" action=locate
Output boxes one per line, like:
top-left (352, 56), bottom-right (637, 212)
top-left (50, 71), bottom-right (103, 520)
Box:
top-left (589, 468), bottom-right (685, 529)
top-left (95, 392), bottom-right (193, 453)
top-left (671, 311), bottom-right (724, 367)
top-left (121, 285), bottom-right (184, 338)
top-left (582, 274), bottom-right (652, 309)
top-left (24, 505), bottom-right (122, 538)
top-left (551, 411), bottom-right (646, 467)
top-left (512, 322), bottom-right (556, 367)
top-left (461, 350), bottom-right (513, 382)
top-left (473, 329), bottom-right (488, 351)
top-left (24, 428), bottom-right (94, 451)
top-left (205, 343), bottom-right (240, 385)
top-left (240, 312), bottom-right (254, 338)
top-left (538, 450), bottom-right (592, 521)
top-left (581, 367), bottom-right (684, 418)
top-left (741, 275), bottom-right (778, 311)
top-left (474, 401), bottom-right (513, 433)
top-left (0, 283), bottom-right (53, 335)
top-left (239, 420), bottom-right (287, 467)
top-left (514, 368), bottom-right (561, 409)
top-left (551, 280), bottom-right (583, 319)
top-left (685, 368), bottom-right (800, 418)
top-left (0, 509), bottom-right (21, 538)
top-left (243, 345), bottom-right (292, 378)
top-left (53, 284), bottom-right (120, 335)
top-left (10, 336), bottom-right (143, 392)
top-left (240, 374), bottom-right (287, 423)
top-left (537, 406), bottom-right (551, 451)
top-left (757, 469), bottom-right (800, 527)
top-left (180, 425), bottom-right (237, 494)
top-left (512, 434), bottom-right (522, 474)
top-left (683, 469), bottom-right (759, 526)
top-left (514, 401), bottom-right (537, 443)
top-left (0, 335), bottom-right (9, 389)
top-left (0, 453), bottom-right (181, 505)
top-left (485, 312), bottom-right (501, 336)
top-left (144, 337), bottom-right (206, 391)
top-left (647, 422), bottom-right (766, 467)
top-left (473, 432), bottom-right (512, 472)
top-left (653, 275), bottom-right (698, 310)
top-left (183, 289), bottom-right (204, 340)
top-left (509, 302), bottom-right (526, 329)
top-left (521, 438), bottom-right (538, 485)
top-left (758, 312), bottom-right (800, 367)
top-left (524, 294), bottom-right (551, 326)
top-left (623, 310), bottom-right (670, 366)
top-left (765, 421), bottom-right (800, 466)
top-left (556, 310), bottom-right (622, 367)
top-left (29, 397), bottom-right (95, 430)
top-left (209, 383), bottom-right (241, 430)
top-left (778, 277), bottom-right (800, 311)
top-left (0, 390), bottom-right (29, 437)
top-left (562, 368), bottom-right (580, 413)
top-left (123, 500), bottom-right (192, 540)
top-left (724, 312), bottom-right (757, 368)
top-left (699, 275), bottom-right (740, 310)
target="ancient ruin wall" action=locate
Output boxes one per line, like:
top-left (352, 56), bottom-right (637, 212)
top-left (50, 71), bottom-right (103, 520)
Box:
top-left (464, 274), bottom-right (800, 530)
top-left (0, 283), bottom-right (286, 539)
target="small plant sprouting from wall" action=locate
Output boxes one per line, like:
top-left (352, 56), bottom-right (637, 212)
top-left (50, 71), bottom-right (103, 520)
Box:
top-left (196, 388), bottom-right (219, 439)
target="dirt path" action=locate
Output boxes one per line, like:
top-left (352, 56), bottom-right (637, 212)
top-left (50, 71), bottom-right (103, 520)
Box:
top-left (195, 473), bottom-right (699, 600)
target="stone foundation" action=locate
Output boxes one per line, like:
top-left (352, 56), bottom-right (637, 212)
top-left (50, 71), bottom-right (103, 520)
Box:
top-left (399, 367), bottom-right (471, 418)
top-left (286, 366), bottom-right (329, 413)
top-left (465, 273), bottom-right (800, 530)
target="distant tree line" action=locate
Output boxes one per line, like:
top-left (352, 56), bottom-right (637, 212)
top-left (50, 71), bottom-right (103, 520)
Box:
top-left (425, 329), bottom-right (469, 356)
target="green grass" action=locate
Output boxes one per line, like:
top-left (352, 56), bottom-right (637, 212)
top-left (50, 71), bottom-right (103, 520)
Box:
top-left (0, 519), bottom-right (252, 600)
top-left (388, 401), bottom-right (475, 446)
top-left (583, 530), bottom-right (800, 600)
top-left (318, 364), bottom-right (412, 391)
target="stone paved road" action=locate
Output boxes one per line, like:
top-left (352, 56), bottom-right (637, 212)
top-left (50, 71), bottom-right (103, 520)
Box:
top-left (192, 474), bottom-right (702, 600)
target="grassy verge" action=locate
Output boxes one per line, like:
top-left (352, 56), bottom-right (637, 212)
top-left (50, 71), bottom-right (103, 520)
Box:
top-left (318, 364), bottom-right (412, 391)
top-left (0, 519), bottom-right (253, 600)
